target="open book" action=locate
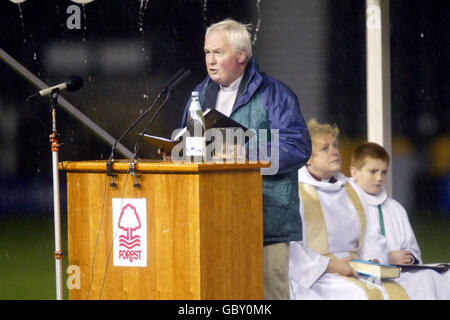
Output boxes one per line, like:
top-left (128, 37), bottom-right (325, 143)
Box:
top-left (349, 260), bottom-right (401, 279)
top-left (391, 263), bottom-right (450, 273)
top-left (142, 109), bottom-right (251, 153)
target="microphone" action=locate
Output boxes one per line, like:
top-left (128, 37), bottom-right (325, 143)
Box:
top-left (29, 75), bottom-right (83, 99)
top-left (108, 68), bottom-right (189, 163)
top-left (159, 68), bottom-right (185, 96)
top-left (132, 69), bottom-right (192, 160)
top-left (167, 69), bottom-right (192, 93)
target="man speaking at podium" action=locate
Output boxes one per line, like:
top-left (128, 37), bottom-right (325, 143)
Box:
top-left (178, 19), bottom-right (311, 299)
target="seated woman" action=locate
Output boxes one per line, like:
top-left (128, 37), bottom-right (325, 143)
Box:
top-left (289, 119), bottom-right (437, 300)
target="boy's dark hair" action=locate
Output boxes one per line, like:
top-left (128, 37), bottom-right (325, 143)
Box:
top-left (351, 142), bottom-right (390, 169)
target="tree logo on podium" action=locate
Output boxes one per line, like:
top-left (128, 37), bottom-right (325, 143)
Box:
top-left (118, 203), bottom-right (142, 250)
top-left (112, 198), bottom-right (147, 267)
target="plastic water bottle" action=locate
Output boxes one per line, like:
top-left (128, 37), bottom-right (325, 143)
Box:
top-left (185, 91), bottom-right (205, 162)
top-left (186, 91), bottom-right (205, 136)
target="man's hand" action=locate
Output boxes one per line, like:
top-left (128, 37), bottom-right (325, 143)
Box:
top-left (326, 256), bottom-right (359, 277)
top-left (388, 250), bottom-right (414, 265)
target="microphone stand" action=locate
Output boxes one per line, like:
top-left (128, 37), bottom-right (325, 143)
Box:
top-left (107, 68), bottom-right (186, 169)
top-left (129, 91), bottom-right (172, 187)
top-left (132, 89), bottom-right (172, 161)
top-left (108, 69), bottom-right (191, 187)
top-left (48, 89), bottom-right (65, 300)
top-left (106, 92), bottom-right (162, 187)
top-left (132, 69), bottom-right (192, 164)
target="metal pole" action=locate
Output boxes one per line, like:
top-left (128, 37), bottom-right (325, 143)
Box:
top-left (365, 0), bottom-right (392, 195)
top-left (0, 47), bottom-right (134, 159)
top-left (49, 93), bottom-right (64, 300)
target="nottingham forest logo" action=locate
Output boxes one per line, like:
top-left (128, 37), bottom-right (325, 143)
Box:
top-left (118, 203), bottom-right (142, 251)
top-left (113, 198), bottom-right (147, 267)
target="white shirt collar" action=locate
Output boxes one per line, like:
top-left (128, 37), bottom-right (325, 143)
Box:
top-left (363, 187), bottom-right (387, 206)
top-left (219, 73), bottom-right (243, 92)
top-left (348, 177), bottom-right (387, 206)
top-left (298, 166), bottom-right (347, 192)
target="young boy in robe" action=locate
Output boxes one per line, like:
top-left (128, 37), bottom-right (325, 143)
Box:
top-left (350, 142), bottom-right (421, 265)
top-left (349, 142), bottom-right (450, 299)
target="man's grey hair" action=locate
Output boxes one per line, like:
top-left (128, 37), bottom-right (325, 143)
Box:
top-left (205, 19), bottom-right (253, 60)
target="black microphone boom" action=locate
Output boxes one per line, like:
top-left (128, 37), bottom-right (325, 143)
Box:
top-left (168, 69), bottom-right (192, 93)
top-left (160, 68), bottom-right (185, 96)
top-left (28, 75), bottom-right (83, 99)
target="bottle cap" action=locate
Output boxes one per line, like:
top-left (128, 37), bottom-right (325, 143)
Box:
top-left (191, 91), bottom-right (199, 97)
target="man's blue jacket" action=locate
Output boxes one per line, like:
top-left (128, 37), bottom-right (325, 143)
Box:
top-left (182, 58), bottom-right (311, 243)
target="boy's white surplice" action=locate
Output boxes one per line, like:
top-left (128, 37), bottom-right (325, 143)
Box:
top-left (357, 185), bottom-right (422, 262)
top-left (354, 182), bottom-right (450, 300)
top-left (289, 167), bottom-right (447, 299)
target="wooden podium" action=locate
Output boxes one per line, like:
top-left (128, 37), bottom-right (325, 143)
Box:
top-left (59, 160), bottom-right (265, 300)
